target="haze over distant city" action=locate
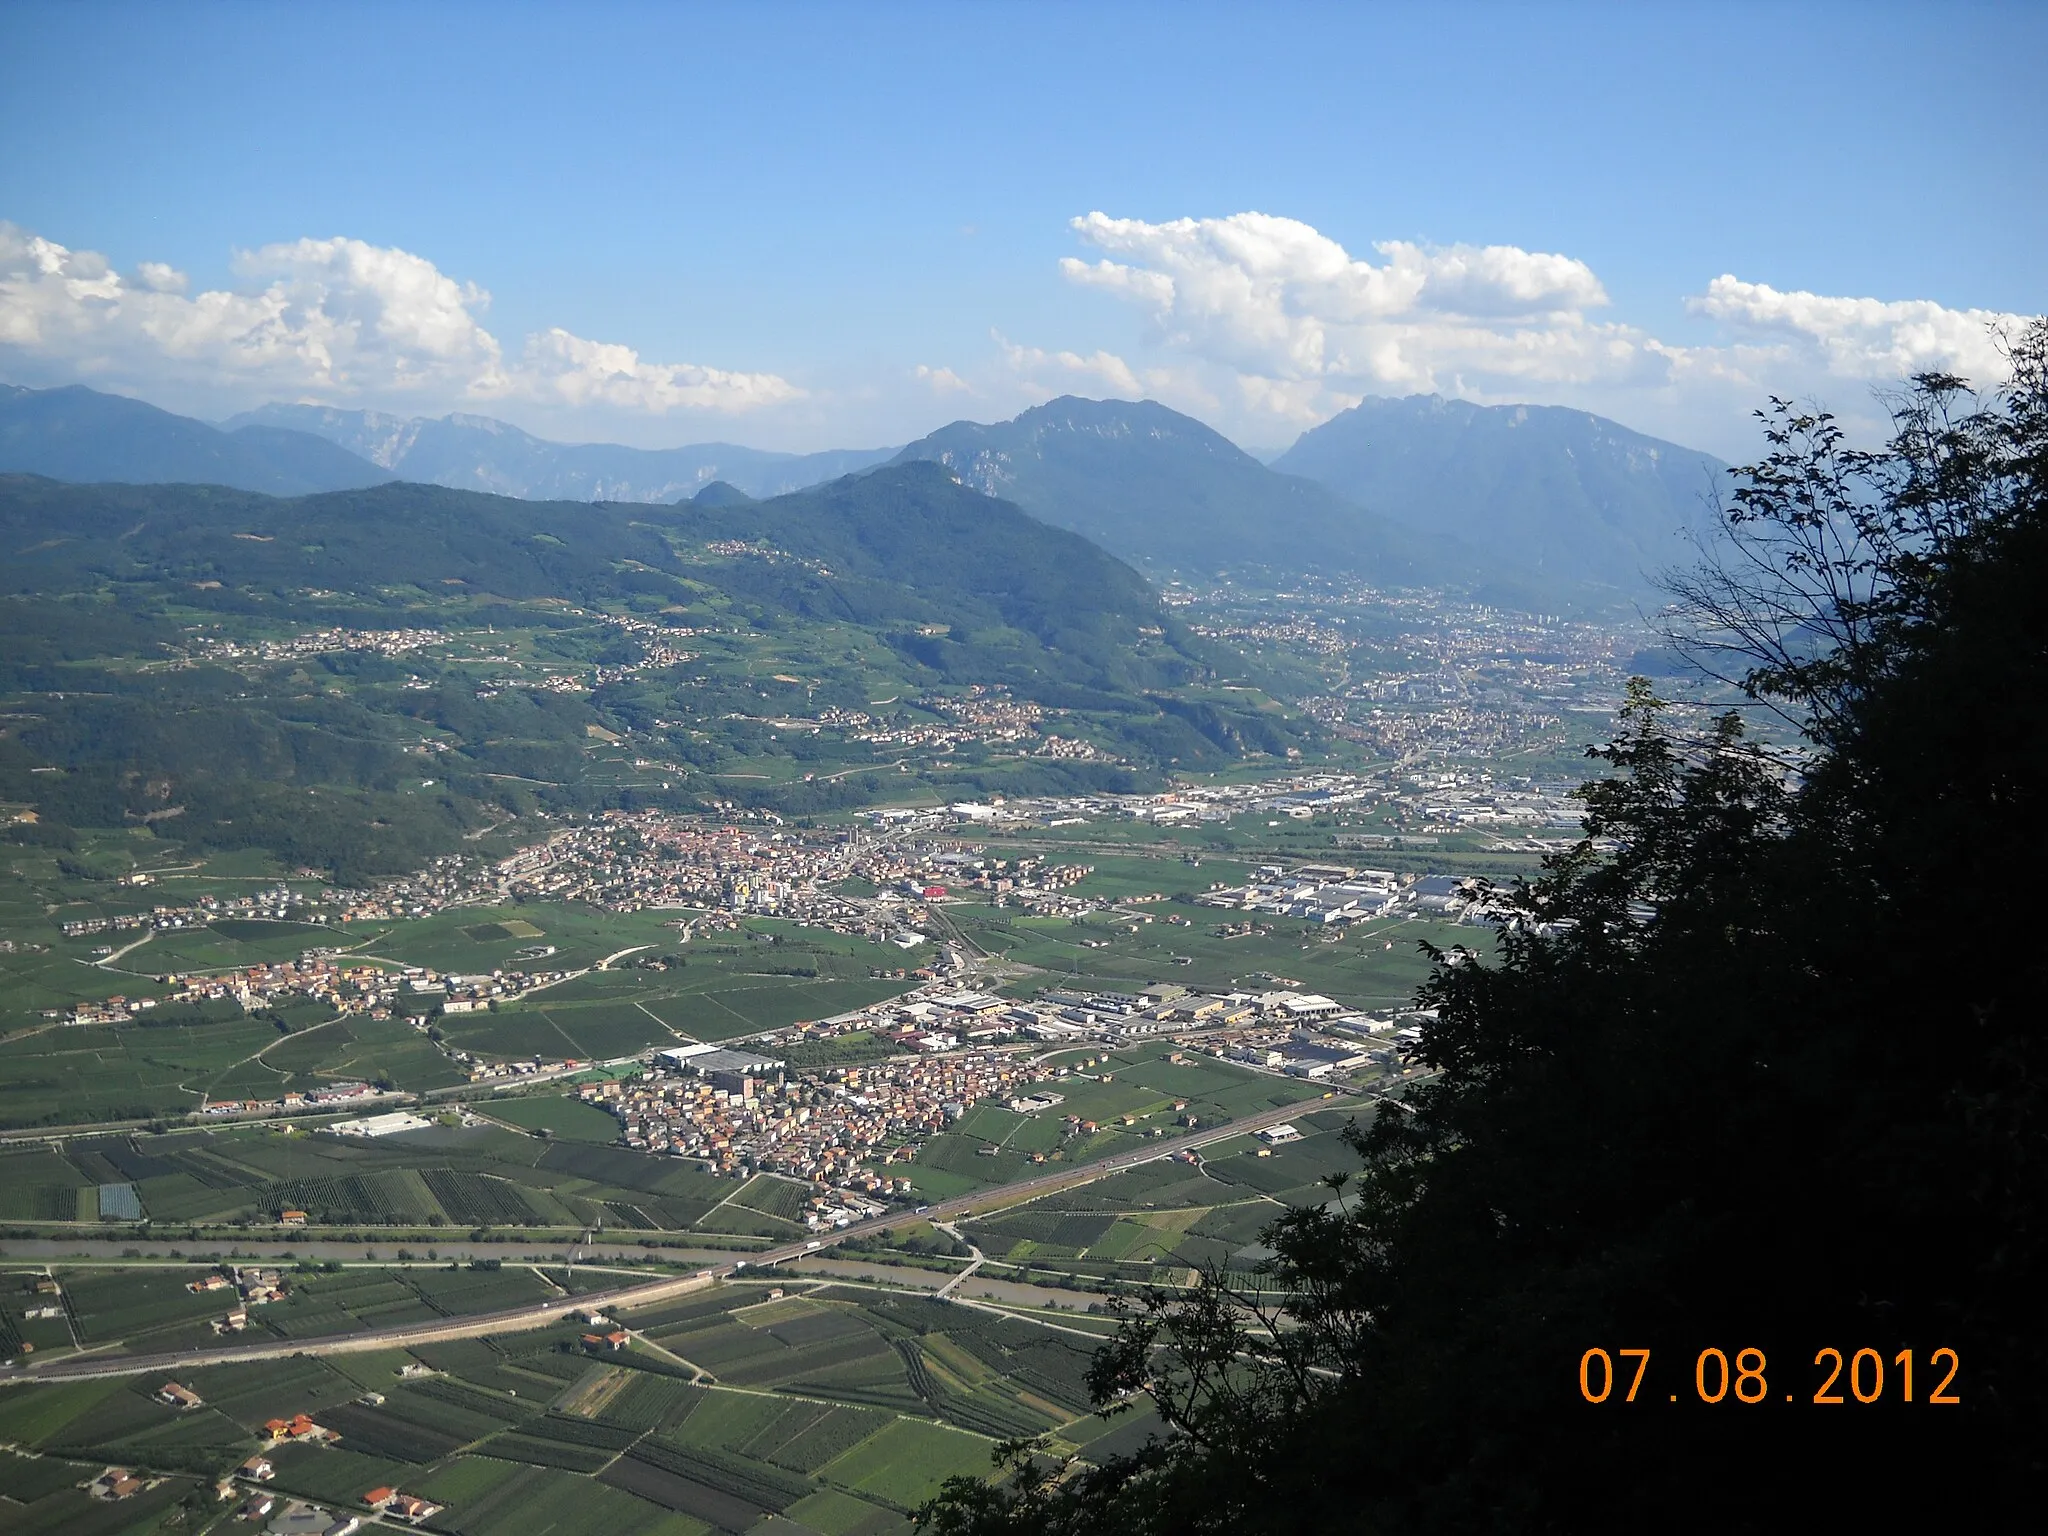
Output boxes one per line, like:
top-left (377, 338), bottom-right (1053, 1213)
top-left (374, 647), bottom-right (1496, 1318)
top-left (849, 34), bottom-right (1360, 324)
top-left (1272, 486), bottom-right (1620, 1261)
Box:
top-left (2, 2), bottom-right (2043, 459)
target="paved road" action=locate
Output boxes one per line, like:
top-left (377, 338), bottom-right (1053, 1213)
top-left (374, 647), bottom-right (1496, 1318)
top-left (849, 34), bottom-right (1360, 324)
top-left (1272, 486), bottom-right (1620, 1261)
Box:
top-left (8, 1094), bottom-right (1358, 1385)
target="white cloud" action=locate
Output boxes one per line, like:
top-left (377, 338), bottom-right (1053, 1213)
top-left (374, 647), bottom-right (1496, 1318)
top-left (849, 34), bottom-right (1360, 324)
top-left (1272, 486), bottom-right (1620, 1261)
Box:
top-left (1048, 210), bottom-right (2034, 443)
top-left (0, 220), bottom-right (797, 419)
top-left (1688, 275), bottom-right (2016, 383)
top-left (995, 333), bottom-right (1147, 398)
top-left (514, 327), bottom-right (799, 413)
top-left (5, 214), bottom-right (2034, 459)
top-left (1059, 211), bottom-right (1613, 391)
top-left (914, 363), bottom-right (974, 395)
top-left (135, 261), bottom-right (187, 295)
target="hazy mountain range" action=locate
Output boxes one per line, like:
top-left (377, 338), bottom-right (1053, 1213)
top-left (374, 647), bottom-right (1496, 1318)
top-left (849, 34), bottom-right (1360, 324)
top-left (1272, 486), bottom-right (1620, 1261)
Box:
top-left (888, 395), bottom-right (1460, 586)
top-left (1273, 394), bottom-right (1729, 592)
top-left (225, 402), bottom-right (898, 502)
top-left (0, 379), bottom-right (1729, 602)
top-left (0, 383), bottom-right (392, 496)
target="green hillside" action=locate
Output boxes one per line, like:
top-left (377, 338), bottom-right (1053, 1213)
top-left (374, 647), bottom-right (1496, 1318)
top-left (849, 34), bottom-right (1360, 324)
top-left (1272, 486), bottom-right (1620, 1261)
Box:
top-left (0, 463), bottom-right (1178, 688)
top-left (0, 466), bottom-right (1318, 876)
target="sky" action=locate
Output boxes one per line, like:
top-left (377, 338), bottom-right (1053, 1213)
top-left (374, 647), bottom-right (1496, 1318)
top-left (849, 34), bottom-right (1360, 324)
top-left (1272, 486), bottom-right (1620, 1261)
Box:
top-left (1, 0), bottom-right (2043, 460)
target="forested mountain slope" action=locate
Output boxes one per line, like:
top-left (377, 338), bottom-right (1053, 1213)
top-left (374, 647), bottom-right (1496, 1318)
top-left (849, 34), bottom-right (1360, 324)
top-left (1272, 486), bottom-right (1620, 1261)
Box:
top-left (0, 464), bottom-right (1309, 878)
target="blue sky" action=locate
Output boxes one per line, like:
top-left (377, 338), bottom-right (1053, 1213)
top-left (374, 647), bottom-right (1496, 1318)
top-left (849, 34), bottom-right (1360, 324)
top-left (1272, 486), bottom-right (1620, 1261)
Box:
top-left (2, 1), bottom-right (2042, 457)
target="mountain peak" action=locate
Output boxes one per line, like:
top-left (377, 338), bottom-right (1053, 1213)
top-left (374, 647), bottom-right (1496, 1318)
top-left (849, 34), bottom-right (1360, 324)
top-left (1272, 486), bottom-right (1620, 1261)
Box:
top-left (890, 395), bottom-right (1454, 584)
top-left (690, 479), bottom-right (756, 506)
top-left (1274, 395), bottom-right (1729, 593)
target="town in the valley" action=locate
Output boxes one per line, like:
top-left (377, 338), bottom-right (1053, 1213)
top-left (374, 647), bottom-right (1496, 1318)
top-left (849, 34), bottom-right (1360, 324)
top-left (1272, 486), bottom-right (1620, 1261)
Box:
top-left (28, 772), bottom-right (1493, 1220)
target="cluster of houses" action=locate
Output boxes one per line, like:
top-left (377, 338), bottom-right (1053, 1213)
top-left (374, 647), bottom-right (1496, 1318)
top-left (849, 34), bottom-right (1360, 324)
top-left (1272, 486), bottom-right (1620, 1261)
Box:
top-left (326, 853), bottom-right (475, 925)
top-left (581, 1041), bottom-right (1046, 1199)
top-left (812, 688), bottom-right (1059, 753)
top-left (363, 1486), bottom-right (442, 1522)
top-left (84, 1465), bottom-right (163, 1502)
top-left (191, 624), bottom-right (443, 666)
top-left (401, 963), bottom-right (573, 1017)
top-left (93, 1391), bottom-right (367, 1530)
top-left (227, 1453), bottom-right (419, 1528)
top-left (59, 883), bottom-right (330, 939)
top-left (490, 815), bottom-right (859, 924)
top-left (186, 1264), bottom-right (288, 1331)
top-left (217, 1411), bottom-right (439, 1523)
top-left (61, 994), bottom-right (160, 1025)
top-left (60, 948), bottom-right (567, 1031)
top-left (463, 1053), bottom-right (587, 1085)
top-left (182, 955), bottom-right (570, 1024)
top-left (260, 1413), bottom-right (340, 1447)
top-left (855, 771), bottom-right (1388, 833)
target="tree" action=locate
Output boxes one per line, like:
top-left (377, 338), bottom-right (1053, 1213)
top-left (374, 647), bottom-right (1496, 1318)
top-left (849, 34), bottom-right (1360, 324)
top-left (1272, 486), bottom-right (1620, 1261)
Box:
top-left (918, 324), bottom-right (2048, 1533)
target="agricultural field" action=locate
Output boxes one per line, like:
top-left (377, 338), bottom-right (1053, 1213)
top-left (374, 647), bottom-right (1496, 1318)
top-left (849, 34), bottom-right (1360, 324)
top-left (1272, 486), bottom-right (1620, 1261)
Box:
top-left (902, 1042), bottom-right (1331, 1201)
top-left (0, 1278), bottom-right (1146, 1535)
top-left (0, 995), bottom-right (485, 1132)
top-left (0, 882), bottom-right (921, 1131)
top-left (0, 747), bottom-right (1460, 1529)
top-left (0, 1116), bottom-right (756, 1237)
top-left (0, 1001), bottom-right (287, 1130)
top-left (954, 903), bottom-right (1483, 1014)
top-left (0, 1261), bottom-right (595, 1365)
top-left (481, 1092), bottom-right (628, 1143)
top-left (0, 1031), bottom-right (1344, 1249)
top-left (959, 1108), bottom-right (1367, 1284)
top-left (976, 813), bottom-right (1540, 886)
top-left (378, 906), bottom-right (915, 1060)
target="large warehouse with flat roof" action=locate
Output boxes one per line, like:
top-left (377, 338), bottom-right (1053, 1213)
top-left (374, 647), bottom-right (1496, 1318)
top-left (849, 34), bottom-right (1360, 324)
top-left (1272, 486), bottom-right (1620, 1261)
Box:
top-left (657, 1045), bottom-right (785, 1077)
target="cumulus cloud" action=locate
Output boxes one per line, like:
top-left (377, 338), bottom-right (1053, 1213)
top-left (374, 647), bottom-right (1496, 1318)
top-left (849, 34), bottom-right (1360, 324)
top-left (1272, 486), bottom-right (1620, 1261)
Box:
top-left (914, 363), bottom-right (974, 395)
top-left (0, 220), bottom-right (797, 418)
top-left (1688, 275), bottom-right (2016, 384)
top-left (1048, 210), bottom-right (2034, 440)
top-left (1059, 211), bottom-right (1614, 395)
top-left (987, 330), bottom-right (1232, 421)
top-left (135, 261), bottom-right (187, 295)
top-left (995, 333), bottom-right (1148, 397)
top-left (515, 327), bottom-right (798, 412)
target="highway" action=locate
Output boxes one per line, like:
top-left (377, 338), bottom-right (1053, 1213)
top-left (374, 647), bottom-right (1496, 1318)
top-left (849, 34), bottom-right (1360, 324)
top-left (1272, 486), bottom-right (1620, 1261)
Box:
top-left (8, 1094), bottom-right (1356, 1385)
